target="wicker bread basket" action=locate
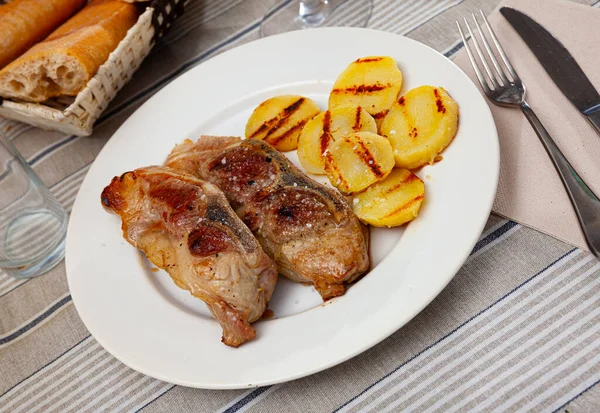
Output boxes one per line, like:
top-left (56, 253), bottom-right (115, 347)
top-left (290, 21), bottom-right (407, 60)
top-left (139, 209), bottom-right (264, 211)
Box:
top-left (0, 0), bottom-right (185, 136)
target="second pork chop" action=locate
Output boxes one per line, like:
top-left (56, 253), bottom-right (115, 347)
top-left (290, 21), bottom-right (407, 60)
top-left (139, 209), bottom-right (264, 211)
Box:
top-left (165, 137), bottom-right (369, 300)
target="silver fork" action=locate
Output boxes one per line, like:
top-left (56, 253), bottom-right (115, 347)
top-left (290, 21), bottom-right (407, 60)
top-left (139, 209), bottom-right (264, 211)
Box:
top-left (457, 11), bottom-right (600, 258)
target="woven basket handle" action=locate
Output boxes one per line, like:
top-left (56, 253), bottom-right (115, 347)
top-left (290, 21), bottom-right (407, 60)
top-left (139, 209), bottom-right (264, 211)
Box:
top-left (150, 0), bottom-right (186, 43)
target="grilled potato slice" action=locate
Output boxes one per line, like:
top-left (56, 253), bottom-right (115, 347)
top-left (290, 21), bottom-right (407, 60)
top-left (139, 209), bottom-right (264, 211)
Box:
top-left (328, 56), bottom-right (402, 127)
top-left (297, 104), bottom-right (377, 175)
top-left (245, 95), bottom-right (321, 151)
top-left (353, 168), bottom-right (424, 227)
top-left (380, 86), bottom-right (459, 170)
top-left (324, 131), bottom-right (394, 194)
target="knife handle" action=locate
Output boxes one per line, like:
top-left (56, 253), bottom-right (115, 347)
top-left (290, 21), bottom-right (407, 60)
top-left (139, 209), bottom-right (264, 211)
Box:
top-left (586, 109), bottom-right (600, 136)
top-left (520, 101), bottom-right (600, 258)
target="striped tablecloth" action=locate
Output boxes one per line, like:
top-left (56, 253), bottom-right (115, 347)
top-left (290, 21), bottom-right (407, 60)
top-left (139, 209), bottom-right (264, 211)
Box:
top-left (1, 1), bottom-right (599, 412)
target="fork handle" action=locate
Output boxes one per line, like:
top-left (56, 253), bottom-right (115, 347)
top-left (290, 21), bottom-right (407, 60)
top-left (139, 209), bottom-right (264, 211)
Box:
top-left (520, 101), bottom-right (600, 257)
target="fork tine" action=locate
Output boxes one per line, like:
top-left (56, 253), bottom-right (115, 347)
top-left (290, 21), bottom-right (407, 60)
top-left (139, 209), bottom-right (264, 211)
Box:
top-left (463, 17), bottom-right (498, 90)
top-left (479, 10), bottom-right (519, 82)
top-left (456, 21), bottom-right (491, 95)
top-left (471, 13), bottom-right (509, 85)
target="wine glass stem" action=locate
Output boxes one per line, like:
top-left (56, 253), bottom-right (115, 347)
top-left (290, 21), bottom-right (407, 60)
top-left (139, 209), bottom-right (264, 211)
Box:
top-left (298, 0), bottom-right (331, 27)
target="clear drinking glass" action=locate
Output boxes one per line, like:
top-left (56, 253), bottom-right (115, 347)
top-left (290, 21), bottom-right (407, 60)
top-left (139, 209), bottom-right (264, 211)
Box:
top-left (0, 130), bottom-right (67, 278)
top-left (260, 0), bottom-right (373, 37)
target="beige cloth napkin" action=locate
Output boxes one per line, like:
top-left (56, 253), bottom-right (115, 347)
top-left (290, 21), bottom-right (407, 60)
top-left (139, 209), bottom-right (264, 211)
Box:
top-left (453, 0), bottom-right (600, 252)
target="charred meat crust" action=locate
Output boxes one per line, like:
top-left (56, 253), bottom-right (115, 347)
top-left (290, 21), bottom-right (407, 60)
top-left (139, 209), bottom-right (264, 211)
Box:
top-left (207, 139), bottom-right (349, 217)
top-left (187, 224), bottom-right (232, 257)
top-left (243, 139), bottom-right (348, 212)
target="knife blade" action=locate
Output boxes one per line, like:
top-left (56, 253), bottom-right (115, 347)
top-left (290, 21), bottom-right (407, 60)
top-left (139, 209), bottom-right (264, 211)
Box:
top-left (500, 6), bottom-right (600, 135)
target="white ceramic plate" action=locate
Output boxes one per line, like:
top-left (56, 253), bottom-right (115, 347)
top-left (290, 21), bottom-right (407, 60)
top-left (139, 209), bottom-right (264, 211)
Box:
top-left (66, 28), bottom-right (499, 389)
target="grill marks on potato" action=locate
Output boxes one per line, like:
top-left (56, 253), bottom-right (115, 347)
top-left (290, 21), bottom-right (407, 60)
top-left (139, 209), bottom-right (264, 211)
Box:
top-left (355, 57), bottom-right (384, 63)
top-left (319, 111), bottom-right (332, 155)
top-left (382, 173), bottom-right (419, 195)
top-left (255, 97), bottom-right (304, 140)
top-left (324, 151), bottom-right (349, 189)
top-left (355, 138), bottom-right (384, 178)
top-left (372, 110), bottom-right (388, 121)
top-left (409, 127), bottom-right (418, 139)
top-left (246, 100), bottom-right (298, 140)
top-left (353, 107), bottom-right (363, 131)
top-left (245, 95), bottom-right (320, 151)
top-left (433, 88), bottom-right (447, 114)
top-left (324, 132), bottom-right (394, 194)
top-left (331, 82), bottom-right (392, 95)
top-left (297, 105), bottom-right (377, 176)
top-left (382, 194), bottom-right (424, 219)
top-left (267, 117), bottom-right (309, 147)
top-left (352, 168), bottom-right (425, 227)
top-left (328, 56), bottom-right (403, 128)
top-left (391, 101), bottom-right (418, 139)
top-left (381, 85), bottom-right (459, 169)
top-left (248, 116), bottom-right (277, 140)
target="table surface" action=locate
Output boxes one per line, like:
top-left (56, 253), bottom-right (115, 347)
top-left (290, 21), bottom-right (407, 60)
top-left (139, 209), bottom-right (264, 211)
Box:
top-left (1, 1), bottom-right (599, 412)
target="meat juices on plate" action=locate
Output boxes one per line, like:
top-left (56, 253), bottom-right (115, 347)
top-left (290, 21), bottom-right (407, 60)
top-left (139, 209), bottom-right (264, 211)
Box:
top-left (101, 166), bottom-right (277, 347)
top-left (165, 137), bottom-right (370, 300)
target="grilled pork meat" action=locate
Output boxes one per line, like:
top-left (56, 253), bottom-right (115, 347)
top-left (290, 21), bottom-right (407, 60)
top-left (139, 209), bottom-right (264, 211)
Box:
top-left (165, 137), bottom-right (370, 300)
top-left (101, 166), bottom-right (277, 347)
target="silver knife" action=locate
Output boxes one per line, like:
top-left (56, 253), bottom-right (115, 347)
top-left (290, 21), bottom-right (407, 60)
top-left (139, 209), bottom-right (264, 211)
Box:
top-left (500, 7), bottom-right (600, 136)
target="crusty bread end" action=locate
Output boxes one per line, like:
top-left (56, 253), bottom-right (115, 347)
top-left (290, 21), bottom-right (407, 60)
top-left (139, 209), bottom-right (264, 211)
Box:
top-left (0, 0), bottom-right (139, 103)
top-left (0, 54), bottom-right (86, 102)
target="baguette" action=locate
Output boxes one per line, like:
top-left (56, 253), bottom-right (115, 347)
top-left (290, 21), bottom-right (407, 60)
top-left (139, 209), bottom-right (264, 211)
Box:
top-left (0, 0), bottom-right (86, 70)
top-left (0, 0), bottom-right (140, 103)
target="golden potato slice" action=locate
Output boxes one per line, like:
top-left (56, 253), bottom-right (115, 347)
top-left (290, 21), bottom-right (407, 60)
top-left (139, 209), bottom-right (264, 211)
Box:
top-left (353, 168), bottom-right (424, 227)
top-left (297, 104), bottom-right (377, 175)
top-left (324, 131), bottom-right (394, 194)
top-left (245, 95), bottom-right (321, 151)
top-left (328, 56), bottom-right (402, 126)
top-left (380, 86), bottom-right (459, 170)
